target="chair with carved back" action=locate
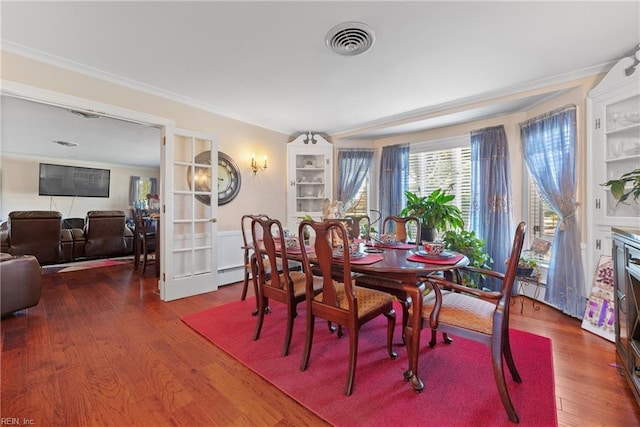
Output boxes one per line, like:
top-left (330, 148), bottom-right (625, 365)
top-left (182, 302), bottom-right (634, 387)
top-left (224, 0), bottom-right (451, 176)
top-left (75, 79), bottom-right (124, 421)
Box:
top-left (412, 222), bottom-right (526, 423)
top-left (298, 219), bottom-right (397, 395)
top-left (344, 214), bottom-right (371, 241)
top-left (381, 215), bottom-right (421, 245)
top-left (132, 210), bottom-right (156, 274)
top-left (240, 213), bottom-right (270, 301)
top-left (251, 217), bottom-right (322, 356)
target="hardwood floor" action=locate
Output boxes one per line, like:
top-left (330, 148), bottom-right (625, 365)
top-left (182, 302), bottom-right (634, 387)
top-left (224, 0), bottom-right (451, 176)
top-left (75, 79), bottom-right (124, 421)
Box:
top-left (2, 264), bottom-right (639, 426)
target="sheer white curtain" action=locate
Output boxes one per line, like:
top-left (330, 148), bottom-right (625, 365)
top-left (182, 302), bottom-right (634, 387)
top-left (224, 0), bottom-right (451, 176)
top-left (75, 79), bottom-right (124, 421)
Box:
top-left (520, 105), bottom-right (586, 318)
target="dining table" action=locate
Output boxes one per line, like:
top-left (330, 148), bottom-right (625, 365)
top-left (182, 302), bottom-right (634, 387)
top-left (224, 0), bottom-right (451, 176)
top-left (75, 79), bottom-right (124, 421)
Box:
top-left (281, 240), bottom-right (469, 393)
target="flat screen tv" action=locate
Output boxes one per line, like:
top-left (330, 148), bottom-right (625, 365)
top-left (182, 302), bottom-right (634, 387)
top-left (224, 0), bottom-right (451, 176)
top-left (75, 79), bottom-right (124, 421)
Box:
top-left (39, 163), bottom-right (111, 198)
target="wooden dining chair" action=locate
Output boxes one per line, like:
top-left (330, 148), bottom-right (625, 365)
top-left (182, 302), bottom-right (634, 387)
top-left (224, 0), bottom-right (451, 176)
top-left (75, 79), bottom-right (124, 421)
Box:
top-left (413, 222), bottom-right (526, 423)
top-left (381, 215), bottom-right (421, 245)
top-left (240, 213), bottom-right (270, 301)
top-left (133, 210), bottom-right (156, 274)
top-left (298, 219), bottom-right (397, 395)
top-left (344, 214), bottom-right (371, 241)
top-left (251, 217), bottom-right (321, 357)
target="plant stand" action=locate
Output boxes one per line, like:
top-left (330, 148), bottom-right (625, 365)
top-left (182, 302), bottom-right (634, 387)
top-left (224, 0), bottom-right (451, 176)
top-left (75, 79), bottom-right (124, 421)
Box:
top-left (512, 272), bottom-right (541, 314)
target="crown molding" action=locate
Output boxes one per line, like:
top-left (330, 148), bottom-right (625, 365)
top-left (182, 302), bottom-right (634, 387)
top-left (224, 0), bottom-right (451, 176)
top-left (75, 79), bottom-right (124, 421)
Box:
top-left (2, 42), bottom-right (282, 133)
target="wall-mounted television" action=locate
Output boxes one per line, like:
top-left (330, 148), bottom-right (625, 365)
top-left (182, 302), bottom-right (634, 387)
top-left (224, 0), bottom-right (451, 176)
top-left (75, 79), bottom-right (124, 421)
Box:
top-left (39, 163), bottom-right (111, 198)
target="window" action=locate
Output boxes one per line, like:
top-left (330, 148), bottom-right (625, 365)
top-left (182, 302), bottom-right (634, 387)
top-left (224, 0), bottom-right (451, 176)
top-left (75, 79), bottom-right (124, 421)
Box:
top-left (345, 177), bottom-right (369, 216)
top-left (407, 136), bottom-right (472, 227)
top-left (130, 176), bottom-right (158, 210)
top-left (527, 178), bottom-right (558, 264)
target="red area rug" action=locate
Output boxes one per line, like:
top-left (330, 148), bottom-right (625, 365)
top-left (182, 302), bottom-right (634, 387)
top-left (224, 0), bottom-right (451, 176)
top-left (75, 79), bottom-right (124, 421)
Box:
top-left (42, 257), bottom-right (133, 274)
top-left (182, 298), bottom-right (557, 426)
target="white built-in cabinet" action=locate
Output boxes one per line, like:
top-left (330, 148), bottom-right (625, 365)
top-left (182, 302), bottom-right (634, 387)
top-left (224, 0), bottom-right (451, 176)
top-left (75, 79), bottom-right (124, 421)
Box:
top-left (586, 46), bottom-right (640, 278)
top-left (286, 133), bottom-right (333, 231)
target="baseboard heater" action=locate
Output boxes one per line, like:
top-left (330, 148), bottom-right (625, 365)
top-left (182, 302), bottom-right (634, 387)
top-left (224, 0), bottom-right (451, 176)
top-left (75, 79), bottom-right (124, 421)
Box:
top-left (217, 230), bottom-right (244, 286)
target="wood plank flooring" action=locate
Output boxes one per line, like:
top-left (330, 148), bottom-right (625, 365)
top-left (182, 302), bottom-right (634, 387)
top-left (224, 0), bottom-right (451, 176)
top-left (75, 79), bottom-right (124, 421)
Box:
top-left (2, 264), bottom-right (639, 426)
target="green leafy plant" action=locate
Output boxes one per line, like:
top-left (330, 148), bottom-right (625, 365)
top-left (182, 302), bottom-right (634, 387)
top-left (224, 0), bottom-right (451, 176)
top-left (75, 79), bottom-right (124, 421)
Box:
top-left (602, 168), bottom-right (640, 204)
top-left (516, 256), bottom-right (539, 277)
top-left (400, 189), bottom-right (464, 239)
top-left (442, 229), bottom-right (492, 287)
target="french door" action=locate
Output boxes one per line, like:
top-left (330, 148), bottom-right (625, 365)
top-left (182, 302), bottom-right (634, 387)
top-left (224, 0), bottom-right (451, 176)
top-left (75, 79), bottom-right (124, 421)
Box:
top-left (160, 127), bottom-right (218, 301)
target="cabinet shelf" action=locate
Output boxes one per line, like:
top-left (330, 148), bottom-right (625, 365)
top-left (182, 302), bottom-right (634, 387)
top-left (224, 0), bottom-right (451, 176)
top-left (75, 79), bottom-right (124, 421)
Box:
top-left (287, 133), bottom-right (334, 230)
top-left (606, 122), bottom-right (640, 136)
top-left (605, 153), bottom-right (640, 163)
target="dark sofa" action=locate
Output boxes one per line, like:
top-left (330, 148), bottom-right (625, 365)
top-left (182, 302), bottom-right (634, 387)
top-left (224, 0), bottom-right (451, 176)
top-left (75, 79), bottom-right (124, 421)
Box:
top-left (0, 253), bottom-right (42, 317)
top-left (0, 210), bottom-right (133, 265)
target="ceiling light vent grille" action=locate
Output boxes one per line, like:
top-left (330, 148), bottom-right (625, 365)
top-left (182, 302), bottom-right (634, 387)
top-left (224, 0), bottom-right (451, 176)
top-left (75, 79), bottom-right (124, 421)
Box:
top-left (326, 22), bottom-right (375, 56)
top-left (67, 109), bottom-right (100, 119)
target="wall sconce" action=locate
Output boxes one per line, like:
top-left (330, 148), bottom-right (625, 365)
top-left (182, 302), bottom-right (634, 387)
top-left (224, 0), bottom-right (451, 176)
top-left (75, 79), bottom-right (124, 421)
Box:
top-left (250, 152), bottom-right (268, 175)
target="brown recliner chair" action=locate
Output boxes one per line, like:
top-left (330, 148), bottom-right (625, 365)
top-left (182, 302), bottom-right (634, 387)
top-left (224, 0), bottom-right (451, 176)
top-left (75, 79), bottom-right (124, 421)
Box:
top-left (1, 253), bottom-right (42, 317)
top-left (83, 210), bottom-right (132, 259)
top-left (3, 211), bottom-right (72, 264)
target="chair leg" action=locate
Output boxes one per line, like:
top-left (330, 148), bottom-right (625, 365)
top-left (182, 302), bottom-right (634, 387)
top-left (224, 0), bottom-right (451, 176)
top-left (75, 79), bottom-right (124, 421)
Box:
top-left (502, 328), bottom-right (521, 382)
top-left (401, 300), bottom-right (409, 344)
top-left (492, 334), bottom-right (519, 423)
top-left (282, 302), bottom-right (295, 357)
top-left (385, 308), bottom-right (398, 359)
top-left (253, 296), bottom-right (267, 341)
top-left (345, 327), bottom-right (359, 396)
top-left (430, 330), bottom-right (452, 347)
top-left (142, 242), bottom-right (148, 273)
top-left (300, 314), bottom-right (315, 371)
top-left (241, 268), bottom-right (249, 300)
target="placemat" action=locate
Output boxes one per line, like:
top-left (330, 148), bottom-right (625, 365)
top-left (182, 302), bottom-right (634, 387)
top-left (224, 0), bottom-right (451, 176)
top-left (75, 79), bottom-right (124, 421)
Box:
top-left (407, 252), bottom-right (465, 265)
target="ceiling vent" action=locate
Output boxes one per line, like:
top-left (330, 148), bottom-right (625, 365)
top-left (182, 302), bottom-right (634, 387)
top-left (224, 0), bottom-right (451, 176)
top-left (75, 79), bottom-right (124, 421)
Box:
top-left (67, 109), bottom-right (100, 119)
top-left (53, 140), bottom-right (79, 147)
top-left (325, 22), bottom-right (375, 56)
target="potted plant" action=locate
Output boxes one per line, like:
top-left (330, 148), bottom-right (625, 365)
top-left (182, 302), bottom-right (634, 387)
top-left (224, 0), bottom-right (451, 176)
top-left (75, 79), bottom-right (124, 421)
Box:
top-left (516, 256), bottom-right (539, 277)
top-left (400, 189), bottom-right (464, 241)
top-left (442, 229), bottom-right (492, 287)
top-left (602, 168), bottom-right (640, 204)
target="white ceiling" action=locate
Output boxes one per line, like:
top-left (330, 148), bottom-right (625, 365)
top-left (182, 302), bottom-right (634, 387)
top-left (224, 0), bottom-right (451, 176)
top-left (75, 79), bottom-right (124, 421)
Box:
top-left (1, 1), bottom-right (639, 167)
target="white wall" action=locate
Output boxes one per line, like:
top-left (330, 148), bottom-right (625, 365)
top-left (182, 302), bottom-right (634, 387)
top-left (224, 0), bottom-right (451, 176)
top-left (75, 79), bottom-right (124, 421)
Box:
top-left (0, 154), bottom-right (159, 219)
top-left (0, 51), bottom-right (289, 232)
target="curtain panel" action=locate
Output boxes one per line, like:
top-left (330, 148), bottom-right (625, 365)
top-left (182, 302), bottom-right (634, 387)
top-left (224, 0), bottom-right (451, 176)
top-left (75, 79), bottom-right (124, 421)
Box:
top-left (470, 125), bottom-right (514, 290)
top-left (337, 149), bottom-right (375, 211)
top-left (520, 105), bottom-right (586, 318)
top-left (379, 145), bottom-right (409, 221)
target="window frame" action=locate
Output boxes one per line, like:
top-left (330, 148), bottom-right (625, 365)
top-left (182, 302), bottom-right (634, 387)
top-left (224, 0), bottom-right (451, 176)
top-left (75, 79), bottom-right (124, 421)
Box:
top-left (408, 135), bottom-right (472, 227)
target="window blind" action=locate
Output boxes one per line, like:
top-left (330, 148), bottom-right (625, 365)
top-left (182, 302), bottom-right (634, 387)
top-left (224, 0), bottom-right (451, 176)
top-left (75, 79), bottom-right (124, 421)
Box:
top-left (408, 145), bottom-right (472, 227)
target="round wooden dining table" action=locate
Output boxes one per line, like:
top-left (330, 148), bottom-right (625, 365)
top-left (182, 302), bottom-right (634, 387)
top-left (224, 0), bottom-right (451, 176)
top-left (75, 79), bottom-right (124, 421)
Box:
top-left (283, 241), bottom-right (469, 392)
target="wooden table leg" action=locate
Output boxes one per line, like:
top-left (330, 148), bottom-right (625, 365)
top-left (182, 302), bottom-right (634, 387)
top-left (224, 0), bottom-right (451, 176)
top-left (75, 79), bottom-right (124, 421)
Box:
top-left (402, 282), bottom-right (425, 392)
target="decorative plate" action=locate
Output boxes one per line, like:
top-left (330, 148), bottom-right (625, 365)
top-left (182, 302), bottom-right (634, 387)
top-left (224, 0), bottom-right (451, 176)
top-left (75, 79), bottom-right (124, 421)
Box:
top-left (416, 250), bottom-right (455, 259)
top-left (333, 251), bottom-right (365, 259)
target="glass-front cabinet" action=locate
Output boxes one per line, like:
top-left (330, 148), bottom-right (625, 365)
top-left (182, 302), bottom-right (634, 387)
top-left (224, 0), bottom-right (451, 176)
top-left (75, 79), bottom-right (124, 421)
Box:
top-left (602, 94), bottom-right (640, 220)
top-left (587, 47), bottom-right (640, 279)
top-left (287, 133), bottom-right (333, 231)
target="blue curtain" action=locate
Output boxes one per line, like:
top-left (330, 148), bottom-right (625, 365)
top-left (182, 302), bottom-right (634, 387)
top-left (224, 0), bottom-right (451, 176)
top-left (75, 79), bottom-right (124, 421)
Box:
top-left (337, 149), bottom-right (375, 210)
top-left (379, 145), bottom-right (409, 221)
top-left (470, 125), bottom-right (514, 290)
top-left (520, 105), bottom-right (586, 318)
